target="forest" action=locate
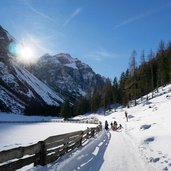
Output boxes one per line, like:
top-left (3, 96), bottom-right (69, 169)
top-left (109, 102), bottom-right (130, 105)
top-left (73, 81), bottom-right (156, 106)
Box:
top-left (60, 40), bottom-right (171, 118)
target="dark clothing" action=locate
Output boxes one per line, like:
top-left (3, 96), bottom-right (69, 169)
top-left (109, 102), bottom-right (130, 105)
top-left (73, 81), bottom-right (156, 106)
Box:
top-left (105, 120), bottom-right (109, 130)
top-left (125, 111), bottom-right (128, 122)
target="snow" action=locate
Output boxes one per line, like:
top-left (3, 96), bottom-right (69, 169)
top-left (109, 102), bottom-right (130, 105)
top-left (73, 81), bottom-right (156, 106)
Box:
top-left (64, 63), bottom-right (78, 69)
top-left (42, 84), bottom-right (171, 171)
top-left (0, 122), bottom-right (96, 151)
top-left (0, 86), bottom-right (25, 113)
top-left (12, 61), bottom-right (63, 105)
top-left (0, 113), bottom-right (97, 152)
top-left (1, 84), bottom-right (171, 170)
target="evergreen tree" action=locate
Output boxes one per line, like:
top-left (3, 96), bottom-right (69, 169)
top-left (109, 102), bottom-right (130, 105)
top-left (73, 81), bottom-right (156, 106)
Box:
top-left (157, 40), bottom-right (169, 86)
top-left (129, 50), bottom-right (137, 106)
top-left (73, 96), bottom-right (90, 116)
top-left (112, 77), bottom-right (119, 103)
top-left (101, 79), bottom-right (112, 109)
top-left (118, 70), bottom-right (129, 106)
top-left (148, 50), bottom-right (155, 97)
top-left (91, 88), bottom-right (101, 112)
top-left (60, 99), bottom-right (72, 119)
top-left (138, 50), bottom-right (147, 100)
top-left (166, 42), bottom-right (171, 81)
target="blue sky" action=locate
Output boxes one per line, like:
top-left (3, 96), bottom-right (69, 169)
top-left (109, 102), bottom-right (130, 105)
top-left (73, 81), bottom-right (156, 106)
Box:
top-left (1, 0), bottom-right (171, 79)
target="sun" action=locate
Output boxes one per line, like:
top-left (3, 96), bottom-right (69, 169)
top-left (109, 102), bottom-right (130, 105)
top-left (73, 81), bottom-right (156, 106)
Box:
top-left (8, 37), bottom-right (41, 65)
top-left (19, 47), bottom-right (33, 60)
top-left (17, 45), bottom-right (37, 64)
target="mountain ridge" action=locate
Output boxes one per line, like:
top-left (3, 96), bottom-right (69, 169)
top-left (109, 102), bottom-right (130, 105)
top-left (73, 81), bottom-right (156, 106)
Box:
top-left (0, 26), bottom-right (63, 115)
top-left (30, 53), bottom-right (105, 101)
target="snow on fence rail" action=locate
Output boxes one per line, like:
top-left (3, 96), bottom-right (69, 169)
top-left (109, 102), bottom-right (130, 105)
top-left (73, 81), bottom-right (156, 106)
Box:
top-left (0, 124), bottom-right (102, 171)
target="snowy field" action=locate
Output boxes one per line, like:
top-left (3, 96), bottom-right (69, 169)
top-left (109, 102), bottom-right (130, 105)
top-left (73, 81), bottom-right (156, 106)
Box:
top-left (43, 84), bottom-right (171, 171)
top-left (1, 84), bottom-right (171, 170)
top-left (0, 114), bottom-right (97, 151)
top-left (0, 122), bottom-right (97, 151)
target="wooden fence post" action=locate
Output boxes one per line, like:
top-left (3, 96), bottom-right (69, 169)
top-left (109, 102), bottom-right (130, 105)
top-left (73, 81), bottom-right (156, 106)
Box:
top-left (91, 128), bottom-right (95, 138)
top-left (79, 131), bottom-right (83, 146)
top-left (87, 127), bottom-right (90, 139)
top-left (38, 141), bottom-right (47, 166)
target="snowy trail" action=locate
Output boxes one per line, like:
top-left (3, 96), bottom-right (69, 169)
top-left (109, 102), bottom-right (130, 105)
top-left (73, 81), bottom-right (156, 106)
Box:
top-left (36, 129), bottom-right (149, 171)
top-left (100, 130), bottom-right (148, 171)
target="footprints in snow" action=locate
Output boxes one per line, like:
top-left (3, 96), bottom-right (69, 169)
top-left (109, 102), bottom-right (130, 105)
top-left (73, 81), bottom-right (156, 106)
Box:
top-left (150, 157), bottom-right (160, 163)
top-left (140, 124), bottom-right (151, 130)
top-left (144, 137), bottom-right (155, 144)
top-left (141, 145), bottom-right (171, 170)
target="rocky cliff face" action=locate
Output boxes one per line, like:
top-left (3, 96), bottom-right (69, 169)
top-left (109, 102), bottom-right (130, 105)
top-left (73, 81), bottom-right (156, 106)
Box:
top-left (31, 53), bottom-right (105, 101)
top-left (0, 25), bottom-right (105, 114)
top-left (0, 26), bottom-right (63, 114)
top-left (0, 26), bottom-right (13, 57)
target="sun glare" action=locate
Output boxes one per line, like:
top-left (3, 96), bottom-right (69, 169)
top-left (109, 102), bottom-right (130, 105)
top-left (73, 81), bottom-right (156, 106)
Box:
top-left (19, 47), bottom-right (33, 59)
top-left (17, 45), bottom-right (37, 64)
top-left (9, 35), bottom-right (44, 65)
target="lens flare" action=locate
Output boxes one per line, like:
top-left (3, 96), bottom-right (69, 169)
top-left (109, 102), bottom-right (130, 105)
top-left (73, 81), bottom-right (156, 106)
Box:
top-left (8, 42), bottom-right (37, 64)
top-left (8, 42), bottom-right (21, 56)
top-left (19, 47), bottom-right (33, 59)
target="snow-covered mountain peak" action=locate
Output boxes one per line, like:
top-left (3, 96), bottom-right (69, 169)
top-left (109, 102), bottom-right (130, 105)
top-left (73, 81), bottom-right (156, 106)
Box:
top-left (40, 53), bottom-right (78, 67)
top-left (54, 53), bottom-right (77, 64)
top-left (32, 53), bottom-right (105, 100)
top-left (0, 26), bottom-right (64, 114)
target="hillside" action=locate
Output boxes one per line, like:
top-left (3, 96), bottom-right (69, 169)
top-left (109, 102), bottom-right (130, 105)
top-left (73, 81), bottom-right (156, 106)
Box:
top-left (0, 26), bottom-right (63, 114)
top-left (53, 84), bottom-right (171, 171)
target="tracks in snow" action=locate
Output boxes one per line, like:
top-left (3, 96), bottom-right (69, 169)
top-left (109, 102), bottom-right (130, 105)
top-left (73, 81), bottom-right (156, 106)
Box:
top-left (36, 129), bottom-right (150, 171)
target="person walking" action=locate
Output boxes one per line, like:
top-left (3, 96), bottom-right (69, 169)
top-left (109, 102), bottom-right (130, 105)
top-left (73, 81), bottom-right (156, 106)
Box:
top-left (105, 120), bottom-right (109, 130)
top-left (125, 111), bottom-right (128, 122)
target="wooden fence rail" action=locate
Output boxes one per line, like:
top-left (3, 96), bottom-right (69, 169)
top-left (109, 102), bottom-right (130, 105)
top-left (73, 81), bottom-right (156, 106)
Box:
top-left (0, 124), bottom-right (102, 171)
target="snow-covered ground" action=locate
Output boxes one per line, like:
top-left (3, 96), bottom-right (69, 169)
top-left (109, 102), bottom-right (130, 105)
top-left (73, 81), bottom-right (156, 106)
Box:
top-left (40, 84), bottom-right (171, 171)
top-left (1, 84), bottom-right (171, 170)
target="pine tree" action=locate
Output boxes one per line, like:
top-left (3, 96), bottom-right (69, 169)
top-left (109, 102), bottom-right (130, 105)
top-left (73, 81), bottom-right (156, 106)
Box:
top-left (91, 88), bottom-right (101, 112)
top-left (157, 40), bottom-right (169, 86)
top-left (166, 42), bottom-right (171, 81)
top-left (118, 70), bottom-right (129, 106)
top-left (101, 79), bottom-right (112, 109)
top-left (60, 99), bottom-right (72, 119)
top-left (112, 77), bottom-right (119, 111)
top-left (73, 96), bottom-right (90, 116)
top-left (138, 50), bottom-right (146, 100)
top-left (129, 50), bottom-right (137, 106)
top-left (112, 77), bottom-right (119, 102)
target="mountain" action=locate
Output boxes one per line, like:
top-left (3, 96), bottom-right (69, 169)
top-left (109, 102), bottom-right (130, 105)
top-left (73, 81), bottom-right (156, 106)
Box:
top-left (30, 53), bottom-right (105, 101)
top-left (0, 26), bottom-right (63, 115)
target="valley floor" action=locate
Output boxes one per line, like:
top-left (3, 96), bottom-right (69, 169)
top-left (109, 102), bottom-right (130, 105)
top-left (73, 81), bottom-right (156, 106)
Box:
top-left (1, 85), bottom-right (171, 171)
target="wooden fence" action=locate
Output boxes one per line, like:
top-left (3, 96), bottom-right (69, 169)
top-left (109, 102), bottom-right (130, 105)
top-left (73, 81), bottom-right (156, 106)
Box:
top-left (0, 124), bottom-right (102, 171)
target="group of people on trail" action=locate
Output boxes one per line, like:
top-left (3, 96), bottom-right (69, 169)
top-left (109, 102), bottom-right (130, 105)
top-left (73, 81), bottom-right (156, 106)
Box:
top-left (104, 111), bottom-right (128, 131)
top-left (104, 120), bottom-right (123, 131)
top-left (111, 121), bottom-right (118, 131)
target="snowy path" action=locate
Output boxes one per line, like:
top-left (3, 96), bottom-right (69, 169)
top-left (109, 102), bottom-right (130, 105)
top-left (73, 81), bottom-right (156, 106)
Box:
top-left (36, 129), bottom-right (149, 171)
top-left (100, 130), bottom-right (148, 171)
